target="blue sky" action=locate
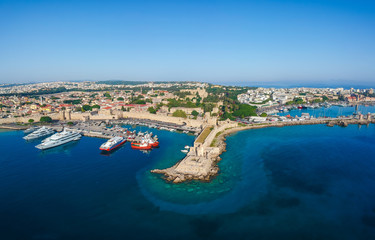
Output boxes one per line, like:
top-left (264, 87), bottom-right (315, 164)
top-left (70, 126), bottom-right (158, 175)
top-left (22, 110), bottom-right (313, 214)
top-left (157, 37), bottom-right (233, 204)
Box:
top-left (0, 0), bottom-right (374, 84)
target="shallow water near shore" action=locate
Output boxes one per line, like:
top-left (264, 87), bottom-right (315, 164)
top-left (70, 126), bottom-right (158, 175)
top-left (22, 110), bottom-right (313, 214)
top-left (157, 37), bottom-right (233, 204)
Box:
top-left (278, 105), bottom-right (375, 118)
top-left (1, 124), bottom-right (375, 239)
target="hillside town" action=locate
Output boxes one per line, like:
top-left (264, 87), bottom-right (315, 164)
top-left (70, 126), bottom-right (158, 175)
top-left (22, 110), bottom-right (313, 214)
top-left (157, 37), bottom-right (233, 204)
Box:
top-left (237, 87), bottom-right (375, 106)
top-left (0, 81), bottom-right (374, 125)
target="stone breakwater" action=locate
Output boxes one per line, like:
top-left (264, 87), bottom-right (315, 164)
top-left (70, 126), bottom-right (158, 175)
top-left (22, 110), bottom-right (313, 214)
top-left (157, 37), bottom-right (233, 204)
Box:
top-left (151, 118), bottom-right (375, 184)
top-left (150, 140), bottom-right (226, 183)
top-left (0, 124), bottom-right (28, 130)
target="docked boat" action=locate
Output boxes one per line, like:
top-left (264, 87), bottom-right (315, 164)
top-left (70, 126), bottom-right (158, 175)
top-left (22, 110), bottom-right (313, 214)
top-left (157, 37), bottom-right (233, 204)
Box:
top-left (35, 130), bottom-right (81, 150)
top-left (144, 133), bottom-right (159, 147)
top-left (181, 149), bottom-right (188, 153)
top-left (131, 140), bottom-right (152, 150)
top-left (99, 136), bottom-right (126, 151)
top-left (23, 127), bottom-right (54, 140)
top-left (24, 126), bottom-right (40, 134)
top-left (148, 137), bottom-right (159, 148)
top-left (127, 131), bottom-right (136, 141)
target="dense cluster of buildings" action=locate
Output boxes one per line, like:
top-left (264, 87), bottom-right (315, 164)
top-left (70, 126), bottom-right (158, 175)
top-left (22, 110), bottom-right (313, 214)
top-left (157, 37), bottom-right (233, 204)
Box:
top-left (1, 80), bottom-right (374, 125)
top-left (238, 87), bottom-right (375, 106)
top-left (0, 81), bottom-right (210, 123)
top-left (0, 81), bottom-right (207, 95)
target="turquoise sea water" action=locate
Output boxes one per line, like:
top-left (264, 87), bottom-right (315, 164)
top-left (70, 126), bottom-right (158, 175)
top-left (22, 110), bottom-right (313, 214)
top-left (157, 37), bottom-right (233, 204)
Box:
top-left (1, 124), bottom-right (375, 239)
top-left (278, 105), bottom-right (375, 118)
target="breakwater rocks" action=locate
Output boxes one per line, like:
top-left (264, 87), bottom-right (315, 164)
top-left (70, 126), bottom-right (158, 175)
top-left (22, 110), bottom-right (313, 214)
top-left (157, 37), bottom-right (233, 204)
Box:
top-left (151, 140), bottom-right (227, 183)
top-left (326, 119), bottom-right (374, 127)
top-left (150, 150), bottom-right (223, 183)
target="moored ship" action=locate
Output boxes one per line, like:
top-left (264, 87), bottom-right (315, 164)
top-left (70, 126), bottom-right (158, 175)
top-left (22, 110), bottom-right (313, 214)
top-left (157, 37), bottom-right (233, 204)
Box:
top-left (24, 126), bottom-right (40, 134)
top-left (23, 127), bottom-right (55, 140)
top-left (99, 136), bottom-right (126, 151)
top-left (35, 129), bottom-right (81, 150)
top-left (131, 140), bottom-right (152, 150)
top-left (130, 131), bottom-right (159, 150)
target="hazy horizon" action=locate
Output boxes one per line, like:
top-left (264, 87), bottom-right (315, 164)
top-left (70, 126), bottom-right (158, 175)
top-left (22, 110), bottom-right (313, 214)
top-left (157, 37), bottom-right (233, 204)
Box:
top-left (1, 0), bottom-right (375, 84)
top-left (1, 79), bottom-right (374, 89)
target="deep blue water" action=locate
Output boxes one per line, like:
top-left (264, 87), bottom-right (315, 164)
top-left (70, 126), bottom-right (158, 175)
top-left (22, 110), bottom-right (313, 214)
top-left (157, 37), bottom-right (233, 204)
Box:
top-left (278, 105), bottom-right (375, 118)
top-left (1, 124), bottom-right (375, 239)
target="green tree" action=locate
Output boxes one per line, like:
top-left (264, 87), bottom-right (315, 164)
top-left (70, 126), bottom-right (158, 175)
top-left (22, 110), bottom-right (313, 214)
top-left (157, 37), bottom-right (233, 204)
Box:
top-left (40, 116), bottom-right (52, 123)
top-left (191, 110), bottom-right (199, 117)
top-left (117, 97), bottom-right (124, 101)
top-left (232, 104), bottom-right (257, 117)
top-left (67, 121), bottom-right (74, 126)
top-left (28, 119), bottom-right (34, 123)
top-left (172, 110), bottom-right (187, 118)
top-left (92, 104), bottom-right (100, 109)
top-left (133, 99), bottom-right (146, 104)
top-left (221, 112), bottom-right (235, 120)
top-left (63, 99), bottom-right (82, 105)
top-left (260, 112), bottom-right (267, 117)
top-left (82, 105), bottom-right (92, 112)
top-left (104, 92), bottom-right (111, 98)
top-left (286, 97), bottom-right (305, 105)
top-left (148, 107), bottom-right (157, 114)
top-left (155, 103), bottom-right (163, 111)
top-left (203, 103), bottom-right (214, 113)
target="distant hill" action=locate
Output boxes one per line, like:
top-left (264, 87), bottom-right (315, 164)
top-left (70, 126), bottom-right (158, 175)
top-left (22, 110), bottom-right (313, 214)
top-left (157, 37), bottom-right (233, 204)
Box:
top-left (96, 80), bottom-right (149, 85)
top-left (96, 80), bottom-right (199, 85)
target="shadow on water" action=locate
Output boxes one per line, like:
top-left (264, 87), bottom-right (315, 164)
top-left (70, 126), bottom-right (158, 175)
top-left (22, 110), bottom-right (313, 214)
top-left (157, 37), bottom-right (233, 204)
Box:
top-left (38, 140), bottom-right (79, 156)
top-left (99, 145), bottom-right (125, 156)
top-left (24, 136), bottom-right (51, 144)
top-left (189, 217), bottom-right (221, 239)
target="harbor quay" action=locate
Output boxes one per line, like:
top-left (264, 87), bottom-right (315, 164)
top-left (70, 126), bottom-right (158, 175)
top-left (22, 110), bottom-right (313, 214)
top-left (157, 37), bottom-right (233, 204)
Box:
top-left (2, 105), bottom-right (375, 183)
top-left (0, 117), bottom-right (202, 138)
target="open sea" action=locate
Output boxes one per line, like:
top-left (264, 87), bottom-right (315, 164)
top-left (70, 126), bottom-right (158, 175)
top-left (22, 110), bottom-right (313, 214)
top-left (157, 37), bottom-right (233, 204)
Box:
top-left (1, 122), bottom-right (375, 239)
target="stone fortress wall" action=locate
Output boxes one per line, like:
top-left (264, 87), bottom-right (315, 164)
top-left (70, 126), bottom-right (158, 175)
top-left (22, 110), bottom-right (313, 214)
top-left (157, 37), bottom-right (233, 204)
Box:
top-left (0, 109), bottom-right (216, 128)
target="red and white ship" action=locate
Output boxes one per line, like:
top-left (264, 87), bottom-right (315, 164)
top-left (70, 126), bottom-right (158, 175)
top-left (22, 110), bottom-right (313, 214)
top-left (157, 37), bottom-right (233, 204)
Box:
top-left (99, 136), bottom-right (126, 151)
top-left (131, 132), bottom-right (159, 150)
top-left (131, 139), bottom-right (152, 150)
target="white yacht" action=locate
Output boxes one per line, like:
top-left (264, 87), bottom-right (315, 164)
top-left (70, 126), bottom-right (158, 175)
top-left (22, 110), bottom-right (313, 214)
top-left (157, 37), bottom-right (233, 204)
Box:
top-left (24, 126), bottom-right (40, 134)
top-left (23, 127), bottom-right (55, 140)
top-left (35, 130), bottom-right (81, 150)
